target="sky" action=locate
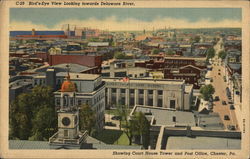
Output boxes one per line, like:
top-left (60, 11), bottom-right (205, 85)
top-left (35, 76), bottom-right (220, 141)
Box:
top-left (10, 8), bottom-right (242, 31)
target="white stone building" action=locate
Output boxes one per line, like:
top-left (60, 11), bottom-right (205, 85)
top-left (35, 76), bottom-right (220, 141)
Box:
top-left (104, 78), bottom-right (193, 110)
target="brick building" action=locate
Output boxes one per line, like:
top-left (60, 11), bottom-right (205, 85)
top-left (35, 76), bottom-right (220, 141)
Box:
top-left (48, 54), bottom-right (102, 74)
top-left (164, 65), bottom-right (206, 89)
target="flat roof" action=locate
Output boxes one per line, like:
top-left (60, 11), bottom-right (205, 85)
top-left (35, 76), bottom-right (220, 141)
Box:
top-left (52, 63), bottom-right (90, 73)
top-left (9, 140), bottom-right (50, 149)
top-left (197, 112), bottom-right (224, 130)
top-left (103, 78), bottom-right (185, 85)
top-left (133, 106), bottom-right (196, 126)
top-left (56, 72), bottom-right (100, 80)
top-left (9, 79), bottom-right (32, 89)
top-left (166, 136), bottom-right (241, 149)
top-left (164, 56), bottom-right (206, 60)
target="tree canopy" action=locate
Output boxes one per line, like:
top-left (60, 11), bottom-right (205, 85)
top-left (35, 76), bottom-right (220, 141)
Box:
top-left (10, 86), bottom-right (57, 141)
top-left (152, 48), bottom-right (160, 54)
top-left (206, 48), bottom-right (215, 60)
top-left (114, 52), bottom-right (132, 59)
top-left (218, 51), bottom-right (227, 60)
top-left (79, 104), bottom-right (96, 136)
top-left (130, 112), bottom-right (150, 149)
top-left (200, 84), bottom-right (215, 101)
top-left (115, 104), bottom-right (150, 148)
top-left (194, 36), bottom-right (201, 43)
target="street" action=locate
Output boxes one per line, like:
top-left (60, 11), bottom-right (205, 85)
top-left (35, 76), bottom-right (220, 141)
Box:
top-left (208, 38), bottom-right (239, 130)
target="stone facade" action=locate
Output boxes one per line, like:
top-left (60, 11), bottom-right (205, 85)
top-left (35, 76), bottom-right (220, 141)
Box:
top-left (104, 78), bottom-right (193, 110)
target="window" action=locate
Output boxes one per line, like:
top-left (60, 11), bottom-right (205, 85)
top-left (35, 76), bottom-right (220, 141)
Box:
top-left (148, 90), bottom-right (153, 94)
top-left (158, 90), bottom-right (163, 95)
top-left (139, 89), bottom-right (144, 94)
top-left (78, 100), bottom-right (82, 105)
top-left (130, 97), bottom-right (134, 106)
top-left (170, 100), bottom-right (176, 109)
top-left (129, 89), bottom-right (135, 93)
top-left (111, 88), bottom-right (117, 93)
top-left (139, 98), bottom-right (144, 105)
top-left (148, 98), bottom-right (153, 106)
top-left (158, 99), bottom-right (162, 107)
top-left (63, 95), bottom-right (69, 106)
top-left (56, 98), bottom-right (60, 106)
top-left (64, 130), bottom-right (68, 137)
top-left (121, 89), bottom-right (126, 93)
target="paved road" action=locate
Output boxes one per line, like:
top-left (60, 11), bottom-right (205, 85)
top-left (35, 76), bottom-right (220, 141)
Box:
top-left (208, 39), bottom-right (239, 130)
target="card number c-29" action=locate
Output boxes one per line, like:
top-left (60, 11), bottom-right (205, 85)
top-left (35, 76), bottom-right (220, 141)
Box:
top-left (16, 1), bottom-right (25, 5)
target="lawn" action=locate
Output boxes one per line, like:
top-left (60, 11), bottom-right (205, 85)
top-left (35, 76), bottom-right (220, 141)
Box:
top-left (105, 108), bottom-right (133, 116)
top-left (94, 129), bottom-right (132, 145)
top-left (105, 109), bottom-right (119, 116)
top-left (115, 132), bottom-right (129, 145)
top-left (95, 129), bottom-right (123, 144)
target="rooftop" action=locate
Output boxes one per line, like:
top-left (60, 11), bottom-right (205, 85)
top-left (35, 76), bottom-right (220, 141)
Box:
top-left (131, 106), bottom-right (196, 126)
top-left (103, 78), bottom-right (185, 85)
top-left (9, 137), bottom-right (141, 150)
top-left (52, 63), bottom-right (90, 73)
top-left (9, 79), bottom-right (32, 89)
top-left (56, 72), bottom-right (100, 80)
top-left (166, 136), bottom-right (241, 149)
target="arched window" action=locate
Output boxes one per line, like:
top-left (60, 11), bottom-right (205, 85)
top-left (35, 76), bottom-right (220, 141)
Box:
top-left (63, 94), bottom-right (69, 107)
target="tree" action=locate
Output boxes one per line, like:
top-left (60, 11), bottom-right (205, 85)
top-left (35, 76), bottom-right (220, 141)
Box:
top-left (115, 103), bottom-right (134, 145)
top-left (152, 48), bottom-right (160, 54)
top-left (116, 104), bottom-right (127, 130)
top-left (166, 50), bottom-right (175, 55)
top-left (200, 84), bottom-right (215, 101)
top-left (114, 52), bottom-right (126, 59)
top-left (9, 86), bottom-right (56, 140)
top-left (79, 104), bottom-right (96, 135)
top-left (206, 48), bottom-right (215, 60)
top-left (131, 112), bottom-right (150, 149)
top-left (194, 36), bottom-right (201, 43)
top-left (30, 107), bottom-right (57, 140)
top-left (218, 51), bottom-right (227, 60)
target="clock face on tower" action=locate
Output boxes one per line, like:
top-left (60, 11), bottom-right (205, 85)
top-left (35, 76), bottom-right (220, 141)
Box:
top-left (62, 117), bottom-right (71, 126)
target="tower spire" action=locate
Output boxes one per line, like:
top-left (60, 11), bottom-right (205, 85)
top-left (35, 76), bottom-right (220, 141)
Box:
top-left (66, 64), bottom-right (70, 81)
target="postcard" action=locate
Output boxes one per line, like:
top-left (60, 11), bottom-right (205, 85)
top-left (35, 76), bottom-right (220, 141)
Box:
top-left (0, 0), bottom-right (249, 158)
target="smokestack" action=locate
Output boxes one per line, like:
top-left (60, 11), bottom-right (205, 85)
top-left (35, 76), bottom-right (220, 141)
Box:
top-left (68, 24), bottom-right (70, 37)
top-left (32, 29), bottom-right (35, 36)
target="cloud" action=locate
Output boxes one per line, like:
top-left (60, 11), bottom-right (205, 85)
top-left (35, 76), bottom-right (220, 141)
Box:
top-left (10, 21), bottom-right (49, 31)
top-left (10, 16), bottom-right (241, 31)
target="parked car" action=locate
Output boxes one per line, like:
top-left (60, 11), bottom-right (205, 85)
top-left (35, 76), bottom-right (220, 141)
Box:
top-left (230, 105), bottom-right (235, 110)
top-left (214, 96), bottom-right (220, 101)
top-left (209, 97), bottom-right (213, 102)
top-left (111, 116), bottom-right (122, 120)
top-left (224, 115), bottom-right (230, 120)
top-left (222, 101), bottom-right (227, 105)
top-left (105, 122), bottom-right (116, 127)
top-left (228, 100), bottom-right (233, 104)
top-left (227, 125), bottom-right (236, 130)
top-left (224, 78), bottom-right (227, 82)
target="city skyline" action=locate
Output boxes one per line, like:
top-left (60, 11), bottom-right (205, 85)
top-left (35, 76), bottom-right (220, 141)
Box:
top-left (10, 8), bottom-right (242, 31)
